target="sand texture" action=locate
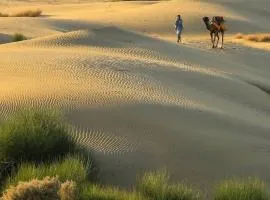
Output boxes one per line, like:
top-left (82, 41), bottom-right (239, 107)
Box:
top-left (1, 0), bottom-right (270, 194)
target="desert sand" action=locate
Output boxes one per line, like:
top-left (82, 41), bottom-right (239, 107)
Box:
top-left (0, 0), bottom-right (270, 196)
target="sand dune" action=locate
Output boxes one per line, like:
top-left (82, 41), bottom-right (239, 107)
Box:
top-left (1, 0), bottom-right (270, 196)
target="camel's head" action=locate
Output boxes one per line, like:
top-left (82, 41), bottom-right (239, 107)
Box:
top-left (202, 17), bottom-right (211, 31)
top-left (202, 17), bottom-right (210, 23)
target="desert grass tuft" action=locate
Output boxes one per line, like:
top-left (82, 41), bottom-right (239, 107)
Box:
top-left (137, 169), bottom-right (201, 200)
top-left (2, 176), bottom-right (78, 200)
top-left (214, 177), bottom-right (268, 200)
top-left (1, 176), bottom-right (60, 200)
top-left (235, 33), bottom-right (270, 42)
top-left (80, 183), bottom-right (142, 200)
top-left (12, 33), bottom-right (27, 42)
top-left (0, 109), bottom-right (76, 163)
top-left (0, 10), bottom-right (42, 18)
top-left (5, 155), bottom-right (89, 189)
top-left (58, 180), bottom-right (78, 200)
top-left (235, 33), bottom-right (244, 39)
top-left (11, 9), bottom-right (42, 17)
top-left (0, 12), bottom-right (9, 17)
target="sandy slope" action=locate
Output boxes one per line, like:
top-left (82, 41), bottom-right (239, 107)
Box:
top-left (1, 0), bottom-right (270, 196)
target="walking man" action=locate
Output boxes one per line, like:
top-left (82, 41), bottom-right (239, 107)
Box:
top-left (175, 14), bottom-right (183, 43)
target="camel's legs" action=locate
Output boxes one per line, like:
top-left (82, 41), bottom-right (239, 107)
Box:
top-left (220, 31), bottom-right (224, 49)
top-left (210, 32), bottom-right (215, 48)
top-left (215, 32), bottom-right (220, 48)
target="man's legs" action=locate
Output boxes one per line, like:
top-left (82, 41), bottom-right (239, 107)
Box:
top-left (177, 31), bottom-right (182, 43)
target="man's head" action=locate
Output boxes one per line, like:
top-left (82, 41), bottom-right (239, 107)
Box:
top-left (177, 15), bottom-right (181, 19)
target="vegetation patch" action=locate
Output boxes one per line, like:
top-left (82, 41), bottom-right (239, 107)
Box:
top-left (0, 108), bottom-right (269, 199)
top-left (1, 176), bottom-right (78, 200)
top-left (80, 184), bottom-right (141, 200)
top-left (5, 155), bottom-right (89, 189)
top-left (214, 177), bottom-right (268, 200)
top-left (0, 109), bottom-right (76, 164)
top-left (235, 33), bottom-right (270, 42)
top-left (0, 13), bottom-right (8, 17)
top-left (136, 169), bottom-right (201, 200)
top-left (12, 33), bottom-right (27, 42)
top-left (0, 9), bottom-right (42, 18)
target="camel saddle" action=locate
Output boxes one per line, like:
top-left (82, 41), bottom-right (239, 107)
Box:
top-left (212, 16), bottom-right (226, 31)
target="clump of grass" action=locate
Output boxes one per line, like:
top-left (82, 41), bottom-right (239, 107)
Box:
top-left (2, 176), bottom-right (60, 200)
top-left (235, 33), bottom-right (270, 42)
top-left (136, 169), bottom-right (201, 200)
top-left (246, 34), bottom-right (270, 42)
top-left (2, 176), bottom-right (78, 200)
top-left (59, 180), bottom-right (78, 200)
top-left (214, 177), bottom-right (268, 200)
top-left (11, 9), bottom-right (42, 17)
top-left (80, 184), bottom-right (141, 200)
top-left (12, 33), bottom-right (27, 42)
top-left (5, 155), bottom-right (89, 189)
top-left (0, 10), bottom-right (42, 18)
top-left (0, 109), bottom-right (76, 164)
top-left (0, 12), bottom-right (9, 17)
top-left (235, 33), bottom-right (244, 39)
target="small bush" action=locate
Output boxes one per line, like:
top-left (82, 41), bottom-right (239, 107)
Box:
top-left (80, 184), bottom-right (141, 200)
top-left (247, 34), bottom-right (270, 42)
top-left (5, 155), bottom-right (89, 189)
top-left (59, 180), bottom-right (78, 200)
top-left (137, 169), bottom-right (201, 200)
top-left (11, 9), bottom-right (42, 17)
top-left (0, 12), bottom-right (9, 17)
top-left (0, 10), bottom-right (42, 18)
top-left (235, 33), bottom-right (244, 39)
top-left (2, 176), bottom-right (78, 200)
top-left (2, 176), bottom-right (60, 200)
top-left (214, 177), bottom-right (268, 200)
top-left (235, 33), bottom-right (270, 42)
top-left (12, 33), bottom-right (27, 42)
top-left (137, 169), bottom-right (168, 199)
top-left (0, 109), bottom-right (76, 164)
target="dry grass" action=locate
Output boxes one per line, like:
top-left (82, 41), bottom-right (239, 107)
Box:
top-left (58, 181), bottom-right (78, 200)
top-left (12, 33), bottom-right (27, 42)
top-left (0, 9), bottom-right (42, 17)
top-left (0, 13), bottom-right (8, 17)
top-left (1, 176), bottom-right (78, 200)
top-left (235, 33), bottom-right (270, 42)
top-left (12, 9), bottom-right (42, 17)
top-left (235, 33), bottom-right (244, 39)
top-left (1, 176), bottom-right (60, 200)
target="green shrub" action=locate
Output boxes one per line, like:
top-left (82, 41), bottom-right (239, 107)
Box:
top-left (80, 184), bottom-right (142, 200)
top-left (0, 109), bottom-right (76, 164)
top-left (74, 146), bottom-right (99, 182)
top-left (5, 155), bottom-right (88, 189)
top-left (214, 177), bottom-right (268, 200)
top-left (12, 33), bottom-right (27, 42)
top-left (137, 170), bottom-right (201, 200)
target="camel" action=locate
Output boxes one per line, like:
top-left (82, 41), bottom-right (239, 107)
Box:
top-left (202, 16), bottom-right (226, 49)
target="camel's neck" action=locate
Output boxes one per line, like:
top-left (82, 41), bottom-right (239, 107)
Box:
top-left (203, 20), bottom-right (211, 31)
